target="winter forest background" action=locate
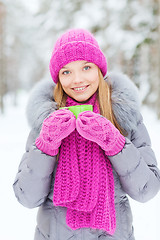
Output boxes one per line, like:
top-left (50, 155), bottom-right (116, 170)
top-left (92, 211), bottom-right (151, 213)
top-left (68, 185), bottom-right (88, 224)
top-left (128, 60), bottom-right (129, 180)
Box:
top-left (0, 0), bottom-right (160, 240)
top-left (0, 0), bottom-right (160, 116)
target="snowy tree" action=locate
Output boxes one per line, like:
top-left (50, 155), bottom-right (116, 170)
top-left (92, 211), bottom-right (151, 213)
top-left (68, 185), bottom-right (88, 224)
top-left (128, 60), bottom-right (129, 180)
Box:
top-left (0, 1), bottom-right (7, 113)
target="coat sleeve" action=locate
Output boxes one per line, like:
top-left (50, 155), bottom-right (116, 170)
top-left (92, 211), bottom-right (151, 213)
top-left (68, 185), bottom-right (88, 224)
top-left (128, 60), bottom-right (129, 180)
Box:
top-left (13, 130), bottom-right (57, 208)
top-left (108, 115), bottom-right (160, 203)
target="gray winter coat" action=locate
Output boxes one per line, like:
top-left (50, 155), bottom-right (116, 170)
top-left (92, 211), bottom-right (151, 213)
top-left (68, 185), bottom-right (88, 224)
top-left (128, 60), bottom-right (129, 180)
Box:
top-left (13, 73), bottom-right (160, 240)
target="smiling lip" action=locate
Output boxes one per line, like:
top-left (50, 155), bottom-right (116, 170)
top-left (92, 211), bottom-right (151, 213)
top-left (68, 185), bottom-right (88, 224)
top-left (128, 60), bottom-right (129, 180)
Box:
top-left (72, 85), bottom-right (89, 92)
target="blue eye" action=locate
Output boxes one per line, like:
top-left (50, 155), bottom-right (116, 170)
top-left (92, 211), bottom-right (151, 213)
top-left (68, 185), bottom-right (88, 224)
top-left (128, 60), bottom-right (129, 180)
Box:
top-left (63, 70), bottom-right (70, 75)
top-left (84, 66), bottom-right (90, 71)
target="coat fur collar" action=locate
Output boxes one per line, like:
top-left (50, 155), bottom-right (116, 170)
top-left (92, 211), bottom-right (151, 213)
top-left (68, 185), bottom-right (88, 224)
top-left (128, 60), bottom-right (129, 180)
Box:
top-left (26, 72), bottom-right (141, 134)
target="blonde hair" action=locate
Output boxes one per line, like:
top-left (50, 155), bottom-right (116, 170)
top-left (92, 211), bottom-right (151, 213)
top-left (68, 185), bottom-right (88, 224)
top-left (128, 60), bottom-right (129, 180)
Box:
top-left (54, 70), bottom-right (126, 135)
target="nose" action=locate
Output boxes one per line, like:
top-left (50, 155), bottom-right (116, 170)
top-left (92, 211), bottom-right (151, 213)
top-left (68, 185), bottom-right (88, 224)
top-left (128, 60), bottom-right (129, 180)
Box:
top-left (73, 72), bottom-right (83, 84)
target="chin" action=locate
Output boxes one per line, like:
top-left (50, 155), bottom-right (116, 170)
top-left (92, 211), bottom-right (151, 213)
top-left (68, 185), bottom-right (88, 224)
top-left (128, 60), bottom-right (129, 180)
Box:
top-left (73, 93), bottom-right (92, 103)
top-left (74, 97), bottom-right (90, 103)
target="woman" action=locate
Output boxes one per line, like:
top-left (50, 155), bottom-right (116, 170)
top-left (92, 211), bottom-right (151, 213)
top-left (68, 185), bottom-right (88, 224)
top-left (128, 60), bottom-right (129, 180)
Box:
top-left (13, 29), bottom-right (160, 240)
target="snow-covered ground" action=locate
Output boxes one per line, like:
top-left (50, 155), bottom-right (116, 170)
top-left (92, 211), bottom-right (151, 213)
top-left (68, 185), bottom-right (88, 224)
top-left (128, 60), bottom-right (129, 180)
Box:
top-left (0, 91), bottom-right (160, 240)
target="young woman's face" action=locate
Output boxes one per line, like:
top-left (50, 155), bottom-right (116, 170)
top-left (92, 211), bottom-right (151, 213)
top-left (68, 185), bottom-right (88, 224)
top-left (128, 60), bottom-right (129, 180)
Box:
top-left (58, 60), bottom-right (99, 102)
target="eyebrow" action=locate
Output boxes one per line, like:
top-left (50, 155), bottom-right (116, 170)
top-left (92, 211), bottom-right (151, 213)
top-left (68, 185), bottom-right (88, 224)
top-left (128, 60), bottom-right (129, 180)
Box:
top-left (60, 61), bottom-right (91, 69)
top-left (60, 67), bottom-right (68, 69)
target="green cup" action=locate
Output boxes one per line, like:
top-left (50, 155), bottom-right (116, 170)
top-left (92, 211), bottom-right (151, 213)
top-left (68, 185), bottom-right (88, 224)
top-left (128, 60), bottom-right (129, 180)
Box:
top-left (60, 105), bottom-right (93, 119)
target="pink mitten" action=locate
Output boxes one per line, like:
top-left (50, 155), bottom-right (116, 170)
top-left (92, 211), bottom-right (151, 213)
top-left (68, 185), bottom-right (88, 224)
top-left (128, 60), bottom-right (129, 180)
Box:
top-left (76, 111), bottom-right (125, 156)
top-left (35, 109), bottom-right (76, 156)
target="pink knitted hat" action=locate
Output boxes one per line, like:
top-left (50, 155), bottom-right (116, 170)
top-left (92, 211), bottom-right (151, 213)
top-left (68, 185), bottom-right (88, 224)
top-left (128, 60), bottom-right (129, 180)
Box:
top-left (49, 29), bottom-right (107, 83)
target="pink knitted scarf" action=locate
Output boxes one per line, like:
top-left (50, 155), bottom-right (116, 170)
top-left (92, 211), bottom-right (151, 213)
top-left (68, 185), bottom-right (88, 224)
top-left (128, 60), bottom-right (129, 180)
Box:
top-left (53, 93), bottom-right (116, 235)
